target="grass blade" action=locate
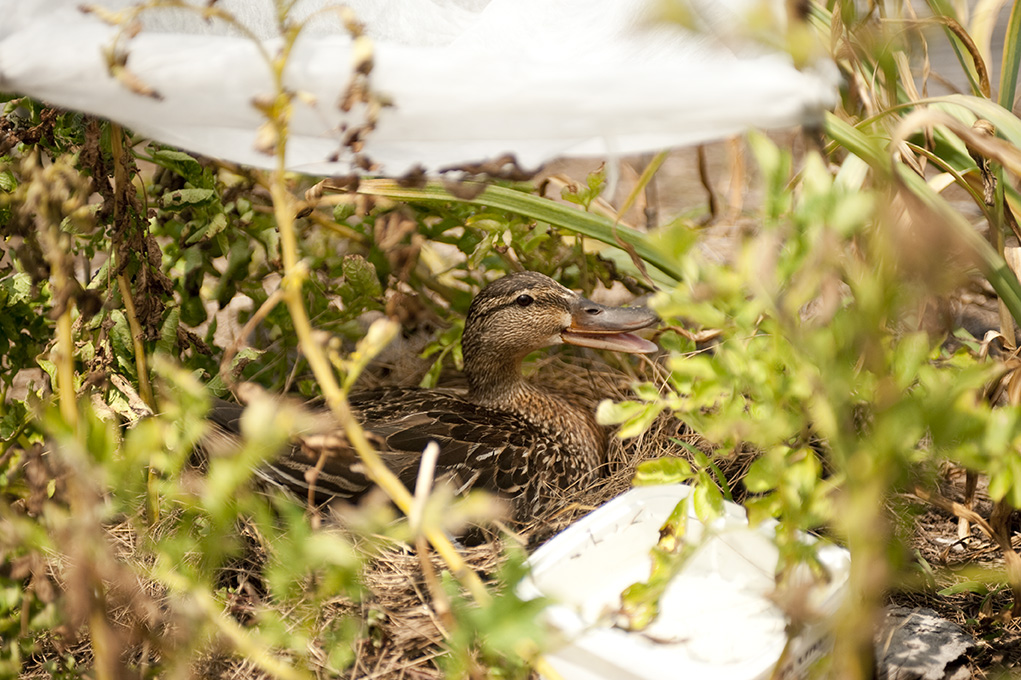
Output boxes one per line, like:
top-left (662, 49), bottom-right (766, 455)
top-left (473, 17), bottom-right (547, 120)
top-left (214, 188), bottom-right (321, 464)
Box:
top-left (352, 180), bottom-right (683, 282)
top-left (999, 0), bottom-right (1021, 109)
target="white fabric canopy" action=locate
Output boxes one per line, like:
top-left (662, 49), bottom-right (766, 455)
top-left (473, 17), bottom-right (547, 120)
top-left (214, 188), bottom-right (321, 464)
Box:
top-left (0, 0), bottom-right (839, 176)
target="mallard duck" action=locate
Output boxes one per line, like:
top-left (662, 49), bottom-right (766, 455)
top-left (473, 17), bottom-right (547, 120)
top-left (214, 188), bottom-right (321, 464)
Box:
top-left (208, 271), bottom-right (657, 519)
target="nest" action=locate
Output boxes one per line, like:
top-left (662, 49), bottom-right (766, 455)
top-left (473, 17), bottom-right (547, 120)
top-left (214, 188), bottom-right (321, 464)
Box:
top-left (221, 355), bottom-right (756, 679)
top-left (18, 350), bottom-right (1021, 677)
top-left (15, 352), bottom-right (760, 680)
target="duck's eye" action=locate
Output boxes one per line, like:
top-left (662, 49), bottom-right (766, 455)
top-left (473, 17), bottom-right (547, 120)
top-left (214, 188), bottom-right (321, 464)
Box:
top-left (515, 294), bottom-right (534, 307)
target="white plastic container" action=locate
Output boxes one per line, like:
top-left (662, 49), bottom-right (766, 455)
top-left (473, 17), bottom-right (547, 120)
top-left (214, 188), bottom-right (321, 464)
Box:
top-left (520, 485), bottom-right (850, 680)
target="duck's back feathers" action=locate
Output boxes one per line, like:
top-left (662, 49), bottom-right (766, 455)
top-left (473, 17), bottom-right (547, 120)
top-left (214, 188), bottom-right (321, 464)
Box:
top-left (207, 387), bottom-right (598, 515)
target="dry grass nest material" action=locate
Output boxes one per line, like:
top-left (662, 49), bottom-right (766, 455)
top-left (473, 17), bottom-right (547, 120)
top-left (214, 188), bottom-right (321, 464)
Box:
top-left (215, 357), bottom-right (751, 679)
top-left (19, 353), bottom-right (757, 679)
top-left (18, 353), bottom-right (1019, 677)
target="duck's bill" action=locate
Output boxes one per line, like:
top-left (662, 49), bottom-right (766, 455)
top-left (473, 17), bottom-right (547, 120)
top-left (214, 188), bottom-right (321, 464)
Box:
top-left (561, 329), bottom-right (658, 354)
top-left (563, 298), bottom-right (659, 354)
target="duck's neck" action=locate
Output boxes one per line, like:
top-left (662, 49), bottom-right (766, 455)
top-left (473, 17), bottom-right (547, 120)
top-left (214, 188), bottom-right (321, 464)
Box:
top-left (464, 349), bottom-right (528, 405)
top-left (465, 351), bottom-right (606, 465)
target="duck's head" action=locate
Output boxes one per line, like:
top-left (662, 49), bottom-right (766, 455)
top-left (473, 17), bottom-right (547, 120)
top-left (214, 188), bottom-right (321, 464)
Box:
top-left (462, 271), bottom-right (657, 395)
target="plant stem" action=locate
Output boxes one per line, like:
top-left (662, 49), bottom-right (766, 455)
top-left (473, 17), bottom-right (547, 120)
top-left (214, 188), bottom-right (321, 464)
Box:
top-left (109, 124), bottom-right (155, 410)
top-left (263, 41), bottom-right (492, 604)
top-left (38, 205), bottom-right (78, 430)
top-left (117, 275), bottom-right (155, 407)
top-left (110, 122), bottom-right (159, 523)
top-left (831, 468), bottom-right (885, 680)
top-left (55, 307), bottom-right (78, 433)
top-left (271, 181), bottom-right (492, 605)
top-left (617, 149), bottom-right (667, 222)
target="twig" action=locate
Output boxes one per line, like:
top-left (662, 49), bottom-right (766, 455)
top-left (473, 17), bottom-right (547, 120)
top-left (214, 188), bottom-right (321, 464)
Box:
top-left (615, 150), bottom-right (666, 225)
top-left (117, 275), bottom-right (154, 407)
top-left (913, 484), bottom-right (1021, 617)
top-left (912, 485), bottom-right (997, 538)
top-left (696, 145), bottom-right (718, 223)
top-left (109, 124), bottom-right (154, 410)
top-left (220, 288), bottom-right (285, 385)
top-left (55, 291), bottom-right (78, 431)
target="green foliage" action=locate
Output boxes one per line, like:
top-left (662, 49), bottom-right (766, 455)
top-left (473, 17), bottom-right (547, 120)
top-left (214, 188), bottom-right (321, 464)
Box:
top-left (0, 273), bottom-right (50, 383)
top-left (603, 5), bottom-right (1021, 655)
top-left (618, 498), bottom-right (695, 631)
top-left (560, 165), bottom-right (607, 210)
top-left (618, 131), bottom-right (1021, 542)
top-left (3, 1), bottom-right (1021, 677)
top-left (0, 97), bottom-right (582, 677)
top-left (442, 547), bottom-right (548, 679)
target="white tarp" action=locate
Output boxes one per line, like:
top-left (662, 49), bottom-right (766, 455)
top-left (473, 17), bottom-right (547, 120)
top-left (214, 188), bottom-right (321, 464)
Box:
top-left (0, 0), bottom-right (839, 176)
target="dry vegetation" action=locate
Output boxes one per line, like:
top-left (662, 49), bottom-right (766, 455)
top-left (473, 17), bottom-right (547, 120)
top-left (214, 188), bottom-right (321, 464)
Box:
top-left (4, 1), bottom-right (1021, 679)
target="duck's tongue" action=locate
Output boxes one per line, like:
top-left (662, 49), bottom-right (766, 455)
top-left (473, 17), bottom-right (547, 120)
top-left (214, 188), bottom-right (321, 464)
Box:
top-left (561, 329), bottom-right (658, 354)
top-left (562, 297), bottom-right (659, 354)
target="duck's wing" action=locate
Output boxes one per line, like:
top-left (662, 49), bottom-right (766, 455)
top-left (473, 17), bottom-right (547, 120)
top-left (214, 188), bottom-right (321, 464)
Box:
top-left (375, 408), bottom-right (539, 495)
top-left (204, 392), bottom-right (542, 507)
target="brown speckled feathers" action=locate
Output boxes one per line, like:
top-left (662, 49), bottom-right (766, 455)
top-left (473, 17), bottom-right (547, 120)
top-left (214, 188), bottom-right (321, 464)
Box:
top-left (205, 272), bottom-right (658, 519)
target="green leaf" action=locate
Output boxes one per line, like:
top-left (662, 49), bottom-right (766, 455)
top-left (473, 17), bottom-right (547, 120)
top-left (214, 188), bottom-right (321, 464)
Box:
top-left (692, 477), bottom-right (723, 523)
top-left (595, 399), bottom-right (644, 425)
top-left (938, 581), bottom-right (989, 597)
top-left (185, 211), bottom-right (228, 245)
top-left (161, 187), bottom-right (215, 210)
top-left (353, 179), bottom-right (682, 281)
top-left (618, 581), bottom-right (661, 631)
top-left (332, 201), bottom-right (356, 222)
top-left (560, 167), bottom-right (606, 210)
top-left (633, 457), bottom-right (694, 486)
top-left (1, 273), bottom-right (32, 305)
top-left (156, 306), bottom-right (181, 356)
top-left (1010, 455), bottom-right (1021, 510)
top-left (633, 382), bottom-right (661, 401)
top-left (747, 130), bottom-right (792, 221)
top-left (616, 401), bottom-right (663, 439)
top-left (999, 1), bottom-right (1021, 109)
top-left (108, 310), bottom-right (136, 378)
top-left (0, 169), bottom-right (16, 192)
top-left (987, 466), bottom-right (1011, 503)
top-left (744, 494), bottom-right (781, 525)
top-left (36, 358), bottom-right (57, 388)
top-left (341, 254), bottom-right (382, 302)
top-left (151, 149), bottom-right (205, 184)
top-left (743, 454), bottom-right (780, 494)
